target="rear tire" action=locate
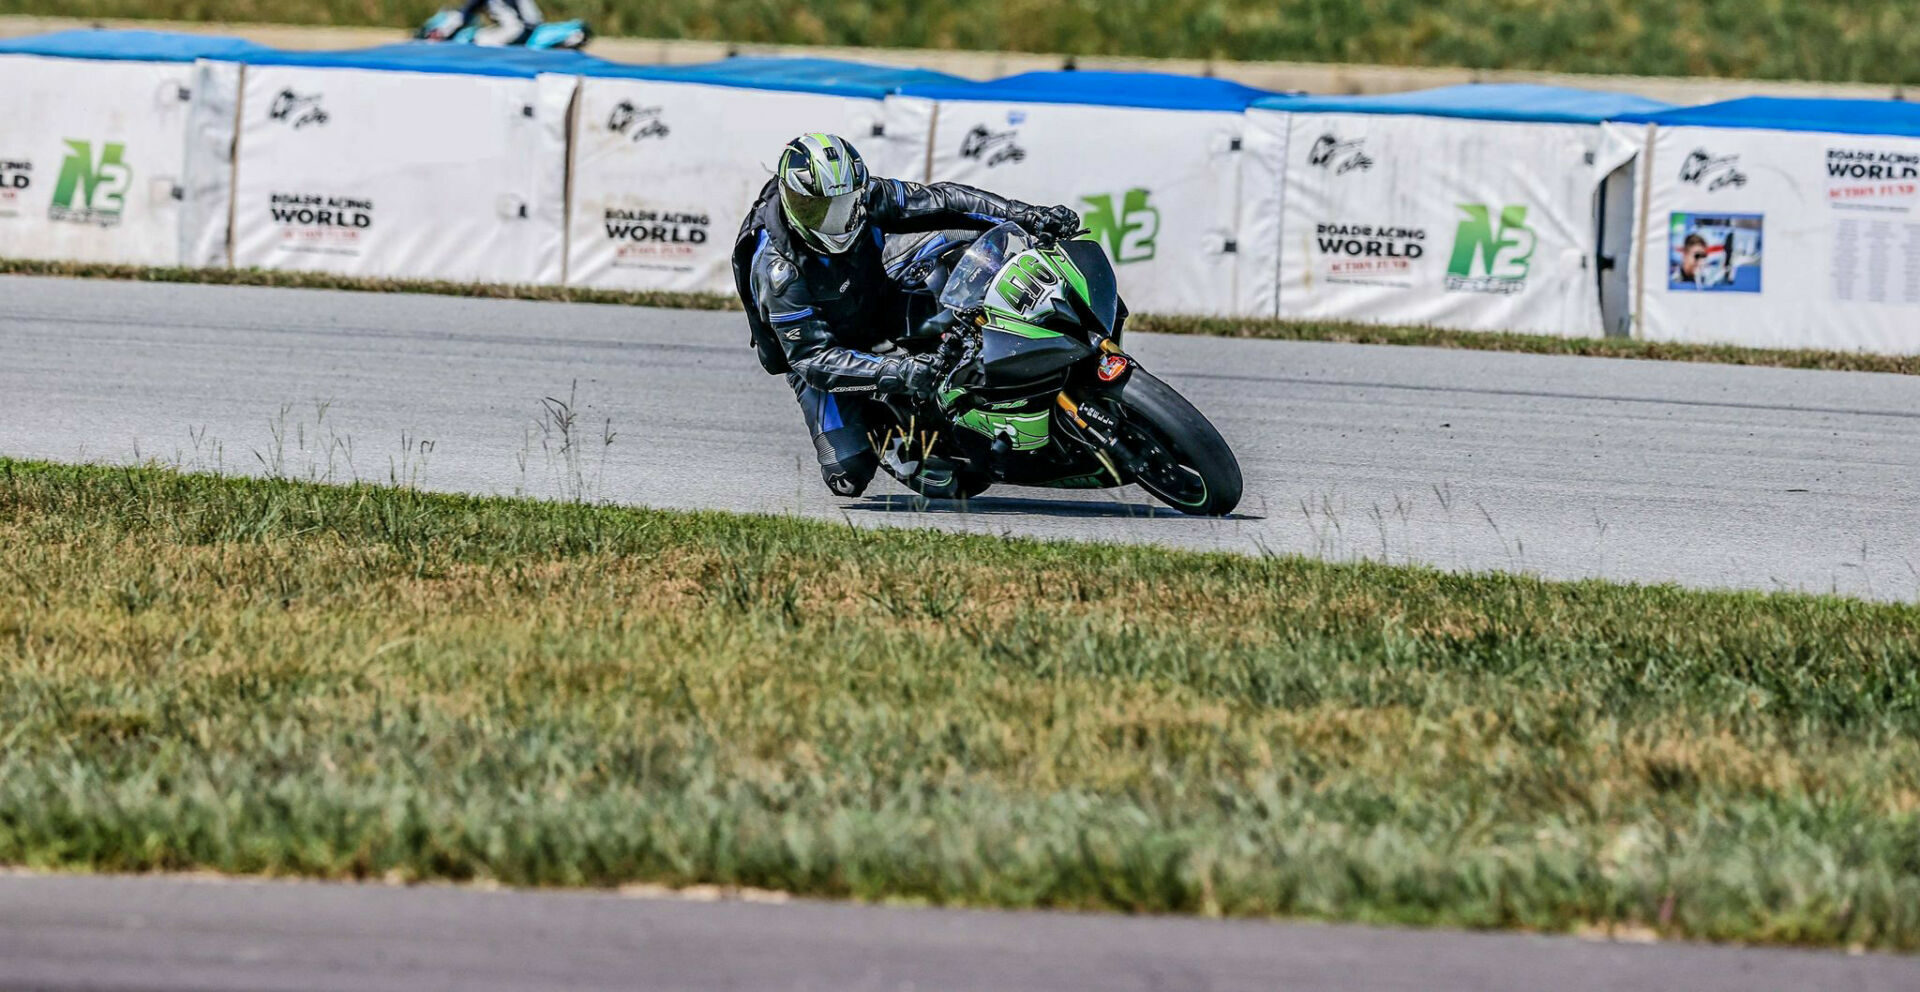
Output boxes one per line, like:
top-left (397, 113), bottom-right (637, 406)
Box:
top-left (1108, 370), bottom-right (1242, 516)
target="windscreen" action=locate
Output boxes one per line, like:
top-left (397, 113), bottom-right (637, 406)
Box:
top-left (939, 221), bottom-right (1032, 311)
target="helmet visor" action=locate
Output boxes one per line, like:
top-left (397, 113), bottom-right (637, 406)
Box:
top-left (786, 188), bottom-right (865, 252)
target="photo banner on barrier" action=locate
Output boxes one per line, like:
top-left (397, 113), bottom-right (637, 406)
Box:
top-left (231, 65), bottom-right (572, 285)
top-left (1627, 120), bottom-right (1920, 355)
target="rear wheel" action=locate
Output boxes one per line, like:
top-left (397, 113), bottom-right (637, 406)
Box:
top-left (1106, 370), bottom-right (1241, 516)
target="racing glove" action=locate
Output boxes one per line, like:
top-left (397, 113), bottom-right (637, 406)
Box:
top-left (878, 354), bottom-right (942, 402)
top-left (1018, 204), bottom-right (1083, 241)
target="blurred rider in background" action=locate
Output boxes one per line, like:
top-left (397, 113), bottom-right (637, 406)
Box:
top-left (428, 0), bottom-right (544, 46)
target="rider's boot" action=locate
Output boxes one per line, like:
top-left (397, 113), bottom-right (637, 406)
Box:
top-left (881, 434), bottom-right (968, 500)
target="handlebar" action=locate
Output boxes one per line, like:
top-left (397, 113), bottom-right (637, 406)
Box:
top-left (1030, 227), bottom-right (1092, 249)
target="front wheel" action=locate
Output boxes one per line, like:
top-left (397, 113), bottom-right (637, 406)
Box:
top-left (1106, 370), bottom-right (1242, 516)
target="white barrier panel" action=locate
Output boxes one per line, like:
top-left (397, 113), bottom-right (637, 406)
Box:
top-left (232, 66), bottom-right (571, 285)
top-left (1234, 110), bottom-right (1289, 319)
top-left (1260, 109), bottom-right (1633, 337)
top-left (1628, 123), bottom-right (1920, 354)
top-left (0, 54), bottom-right (195, 265)
top-left (566, 78), bottom-right (922, 294)
top-left (178, 59), bottom-right (242, 269)
top-left (912, 98), bottom-right (1246, 317)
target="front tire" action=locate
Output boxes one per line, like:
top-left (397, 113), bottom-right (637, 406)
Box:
top-left (1108, 370), bottom-right (1242, 516)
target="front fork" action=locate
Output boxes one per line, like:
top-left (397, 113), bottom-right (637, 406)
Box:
top-left (1055, 339), bottom-right (1140, 485)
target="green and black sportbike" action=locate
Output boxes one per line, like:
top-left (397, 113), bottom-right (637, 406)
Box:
top-left (877, 221), bottom-right (1242, 517)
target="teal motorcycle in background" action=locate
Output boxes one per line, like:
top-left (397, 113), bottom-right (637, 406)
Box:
top-left (880, 222), bottom-right (1242, 517)
top-left (415, 9), bottom-right (592, 49)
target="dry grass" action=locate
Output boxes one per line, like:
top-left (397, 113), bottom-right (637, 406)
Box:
top-left (3, 459), bottom-right (1918, 946)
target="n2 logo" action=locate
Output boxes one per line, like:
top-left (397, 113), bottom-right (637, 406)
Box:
top-left (1444, 204), bottom-right (1535, 294)
top-left (1079, 188), bottom-right (1159, 264)
top-left (48, 139), bottom-right (131, 225)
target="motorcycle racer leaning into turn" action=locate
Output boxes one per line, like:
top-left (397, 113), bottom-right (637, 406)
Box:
top-left (732, 133), bottom-right (1082, 499)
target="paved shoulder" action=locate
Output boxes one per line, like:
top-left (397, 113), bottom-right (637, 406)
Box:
top-left (0, 873), bottom-right (1911, 992)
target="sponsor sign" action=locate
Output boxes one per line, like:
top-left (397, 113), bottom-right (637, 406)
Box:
top-left (268, 192), bottom-right (375, 257)
top-left (267, 89), bottom-right (329, 129)
top-left (1080, 188), bottom-right (1159, 264)
top-left (602, 207), bottom-right (710, 271)
top-left (1266, 109), bottom-right (1623, 336)
top-left (567, 76), bottom-right (907, 294)
top-left (0, 158), bottom-right (29, 218)
top-left (1314, 221), bottom-right (1425, 287)
top-left (917, 97), bottom-right (1245, 315)
top-left (607, 101), bottom-right (668, 141)
top-left (1306, 132), bottom-right (1372, 175)
top-left (1824, 147), bottom-right (1919, 212)
top-left (1678, 148), bottom-right (1747, 192)
top-left (1444, 204), bottom-right (1535, 295)
top-left (47, 139), bottom-right (130, 227)
top-left (0, 55), bottom-right (194, 264)
top-left (232, 65), bottom-right (572, 284)
top-left (959, 122), bottom-right (1025, 167)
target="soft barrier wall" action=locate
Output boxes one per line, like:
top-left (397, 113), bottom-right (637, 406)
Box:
top-left (0, 31), bottom-right (272, 268)
top-left (1256, 86), bottom-right (1667, 338)
top-left (1618, 99), bottom-right (1920, 355)
top-left (0, 54), bottom-right (201, 266)
top-left (565, 59), bottom-right (949, 294)
top-left (901, 72), bottom-right (1279, 317)
top-left (230, 50), bottom-right (574, 285)
top-left (178, 59), bottom-right (244, 268)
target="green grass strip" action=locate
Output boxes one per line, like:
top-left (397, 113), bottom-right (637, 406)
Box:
top-left (10, 257), bottom-right (1919, 376)
top-left (2, 458), bottom-right (1917, 947)
top-left (19, 1), bottom-right (1920, 86)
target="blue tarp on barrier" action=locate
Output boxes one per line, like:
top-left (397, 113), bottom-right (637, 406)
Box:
top-left (575, 56), bottom-right (965, 99)
top-left (0, 31), bottom-right (964, 92)
top-left (1252, 83), bottom-right (1671, 124)
top-left (237, 41), bottom-right (599, 79)
top-left (1612, 96), bottom-right (1920, 138)
top-left (0, 28), bottom-right (272, 63)
top-left (899, 69), bottom-right (1285, 112)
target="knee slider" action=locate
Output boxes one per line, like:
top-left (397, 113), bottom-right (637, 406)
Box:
top-left (821, 451), bottom-right (879, 497)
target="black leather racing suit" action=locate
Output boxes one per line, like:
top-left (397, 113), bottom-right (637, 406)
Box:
top-left (731, 176), bottom-right (1043, 496)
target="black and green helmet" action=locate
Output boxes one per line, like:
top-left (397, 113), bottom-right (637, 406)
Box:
top-left (778, 133), bottom-right (870, 254)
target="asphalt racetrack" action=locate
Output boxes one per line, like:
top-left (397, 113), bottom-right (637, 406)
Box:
top-left (4, 275), bottom-right (1920, 988)
top-left (4, 275), bottom-right (1919, 600)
